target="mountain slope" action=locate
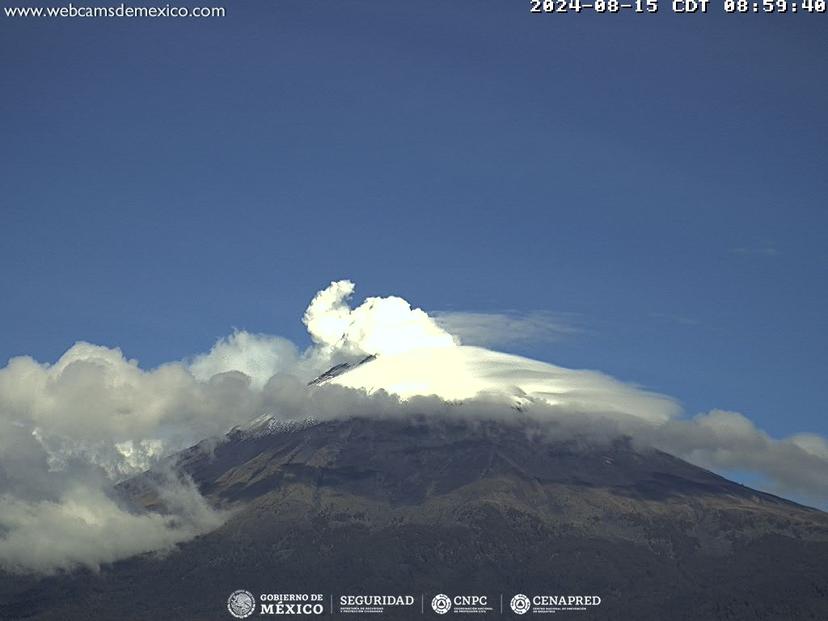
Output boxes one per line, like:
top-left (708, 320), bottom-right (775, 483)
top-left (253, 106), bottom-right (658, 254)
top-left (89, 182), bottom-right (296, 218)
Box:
top-left (3, 415), bottom-right (827, 620)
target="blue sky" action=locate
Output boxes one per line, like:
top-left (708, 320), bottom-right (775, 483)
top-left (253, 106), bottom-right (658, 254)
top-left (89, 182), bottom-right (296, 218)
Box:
top-left (1, 2), bottom-right (826, 446)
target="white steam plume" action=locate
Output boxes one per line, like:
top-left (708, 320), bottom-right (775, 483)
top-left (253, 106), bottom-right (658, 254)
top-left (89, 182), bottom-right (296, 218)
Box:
top-left (303, 280), bottom-right (457, 357)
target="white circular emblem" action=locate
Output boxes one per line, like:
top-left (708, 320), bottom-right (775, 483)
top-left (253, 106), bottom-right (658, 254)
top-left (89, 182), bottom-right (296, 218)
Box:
top-left (227, 589), bottom-right (256, 619)
top-left (510, 594), bottom-right (531, 615)
top-left (432, 593), bottom-right (452, 614)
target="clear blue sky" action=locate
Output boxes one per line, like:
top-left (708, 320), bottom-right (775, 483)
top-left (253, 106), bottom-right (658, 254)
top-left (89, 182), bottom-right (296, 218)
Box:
top-left (1, 3), bottom-right (826, 442)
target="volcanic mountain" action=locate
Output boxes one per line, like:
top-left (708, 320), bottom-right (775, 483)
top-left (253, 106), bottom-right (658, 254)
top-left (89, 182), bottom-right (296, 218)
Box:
top-left (3, 411), bottom-right (827, 620)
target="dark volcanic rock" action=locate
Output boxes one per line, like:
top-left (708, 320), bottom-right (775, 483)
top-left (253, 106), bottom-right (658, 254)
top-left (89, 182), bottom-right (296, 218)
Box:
top-left (2, 416), bottom-right (827, 620)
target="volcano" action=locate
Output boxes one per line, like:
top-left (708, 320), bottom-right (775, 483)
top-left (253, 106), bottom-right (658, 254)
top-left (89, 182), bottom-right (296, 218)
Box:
top-left (2, 413), bottom-right (827, 620)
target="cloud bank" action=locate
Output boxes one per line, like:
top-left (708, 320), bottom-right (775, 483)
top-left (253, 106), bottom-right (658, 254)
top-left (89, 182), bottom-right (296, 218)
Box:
top-left (0, 279), bottom-right (825, 573)
top-left (0, 474), bottom-right (224, 574)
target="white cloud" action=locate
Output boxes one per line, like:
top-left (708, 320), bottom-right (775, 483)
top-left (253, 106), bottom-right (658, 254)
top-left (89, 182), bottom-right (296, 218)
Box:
top-left (642, 410), bottom-right (828, 504)
top-left (432, 310), bottom-right (581, 347)
top-left (327, 346), bottom-right (678, 423)
top-left (189, 330), bottom-right (300, 389)
top-left (730, 243), bottom-right (780, 257)
top-left (0, 343), bottom-right (261, 573)
top-left (790, 433), bottom-right (828, 460)
top-left (0, 475), bottom-right (225, 574)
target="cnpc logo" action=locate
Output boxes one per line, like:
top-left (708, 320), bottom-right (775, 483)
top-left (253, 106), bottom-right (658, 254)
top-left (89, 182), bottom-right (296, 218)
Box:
top-left (431, 594), bottom-right (452, 614)
top-left (432, 593), bottom-right (490, 614)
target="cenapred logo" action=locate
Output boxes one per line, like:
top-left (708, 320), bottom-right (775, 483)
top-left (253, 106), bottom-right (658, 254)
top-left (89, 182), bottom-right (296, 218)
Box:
top-left (227, 590), bottom-right (256, 619)
top-left (432, 594), bottom-right (452, 614)
top-left (510, 593), bottom-right (531, 615)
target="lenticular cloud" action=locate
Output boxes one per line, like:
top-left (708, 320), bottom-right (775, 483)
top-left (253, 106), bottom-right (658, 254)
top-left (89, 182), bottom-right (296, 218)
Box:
top-left (298, 280), bottom-right (675, 422)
